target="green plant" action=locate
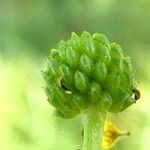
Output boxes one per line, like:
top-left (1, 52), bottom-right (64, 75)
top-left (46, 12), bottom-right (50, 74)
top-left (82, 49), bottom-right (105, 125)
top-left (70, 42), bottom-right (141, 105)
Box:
top-left (42, 31), bottom-right (139, 150)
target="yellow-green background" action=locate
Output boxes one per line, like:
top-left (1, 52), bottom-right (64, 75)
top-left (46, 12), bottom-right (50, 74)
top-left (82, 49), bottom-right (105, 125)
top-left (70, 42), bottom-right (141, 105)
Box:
top-left (0, 0), bottom-right (149, 150)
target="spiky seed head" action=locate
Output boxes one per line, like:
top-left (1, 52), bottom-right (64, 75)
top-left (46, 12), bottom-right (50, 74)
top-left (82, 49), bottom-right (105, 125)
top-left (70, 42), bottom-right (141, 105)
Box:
top-left (42, 31), bottom-right (138, 119)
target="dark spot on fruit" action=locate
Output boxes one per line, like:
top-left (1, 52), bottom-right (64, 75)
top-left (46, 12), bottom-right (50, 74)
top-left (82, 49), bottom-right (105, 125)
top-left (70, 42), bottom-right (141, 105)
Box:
top-left (57, 76), bottom-right (72, 94)
top-left (132, 89), bottom-right (140, 101)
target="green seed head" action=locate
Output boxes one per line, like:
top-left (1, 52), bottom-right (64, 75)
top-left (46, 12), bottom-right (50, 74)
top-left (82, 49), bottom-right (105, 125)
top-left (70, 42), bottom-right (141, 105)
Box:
top-left (42, 31), bottom-right (138, 119)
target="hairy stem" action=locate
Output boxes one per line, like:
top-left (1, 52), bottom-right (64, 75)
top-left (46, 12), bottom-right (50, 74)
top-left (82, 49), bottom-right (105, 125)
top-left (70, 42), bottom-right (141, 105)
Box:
top-left (82, 105), bottom-right (106, 150)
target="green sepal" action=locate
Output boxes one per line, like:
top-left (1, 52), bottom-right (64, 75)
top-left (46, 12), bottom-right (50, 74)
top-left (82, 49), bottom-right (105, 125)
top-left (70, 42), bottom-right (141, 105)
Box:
top-left (94, 61), bottom-right (107, 83)
top-left (93, 33), bottom-right (110, 49)
top-left (59, 64), bottom-right (74, 84)
top-left (90, 82), bottom-right (102, 103)
top-left (97, 44), bottom-right (111, 64)
top-left (70, 32), bottom-right (81, 50)
top-left (74, 70), bottom-right (89, 93)
top-left (65, 46), bottom-right (78, 68)
top-left (104, 72), bottom-right (120, 93)
top-left (99, 92), bottom-right (112, 112)
top-left (110, 42), bottom-right (123, 57)
top-left (81, 31), bottom-right (96, 59)
top-left (79, 54), bottom-right (94, 76)
top-left (108, 57), bottom-right (123, 72)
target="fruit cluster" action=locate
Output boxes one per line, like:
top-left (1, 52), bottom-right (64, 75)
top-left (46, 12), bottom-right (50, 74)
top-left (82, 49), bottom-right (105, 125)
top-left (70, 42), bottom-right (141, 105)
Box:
top-left (42, 31), bottom-right (137, 119)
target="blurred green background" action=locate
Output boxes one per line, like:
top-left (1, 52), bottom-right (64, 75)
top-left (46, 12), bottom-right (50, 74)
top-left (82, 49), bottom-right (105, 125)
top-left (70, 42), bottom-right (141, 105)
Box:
top-left (0, 0), bottom-right (150, 150)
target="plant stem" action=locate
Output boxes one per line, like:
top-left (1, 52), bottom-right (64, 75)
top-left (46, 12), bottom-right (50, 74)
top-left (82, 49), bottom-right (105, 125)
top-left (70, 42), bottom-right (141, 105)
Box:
top-left (82, 105), bottom-right (106, 150)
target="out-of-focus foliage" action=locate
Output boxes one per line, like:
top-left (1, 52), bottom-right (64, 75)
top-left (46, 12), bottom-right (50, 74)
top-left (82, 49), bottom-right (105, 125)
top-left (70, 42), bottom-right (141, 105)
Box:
top-left (0, 0), bottom-right (149, 150)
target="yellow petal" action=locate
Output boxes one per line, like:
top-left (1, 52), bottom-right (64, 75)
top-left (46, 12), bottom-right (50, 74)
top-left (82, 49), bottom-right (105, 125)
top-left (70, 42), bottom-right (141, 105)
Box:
top-left (102, 121), bottom-right (130, 149)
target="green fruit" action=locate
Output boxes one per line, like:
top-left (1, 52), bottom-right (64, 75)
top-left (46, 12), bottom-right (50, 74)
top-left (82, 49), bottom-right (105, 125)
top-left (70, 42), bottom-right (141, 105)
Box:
top-left (42, 31), bottom-right (138, 118)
